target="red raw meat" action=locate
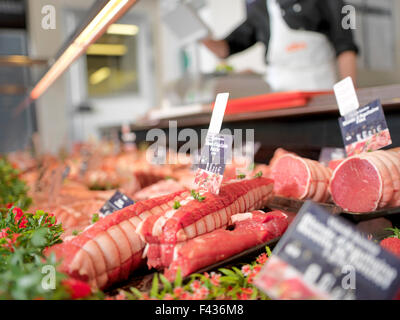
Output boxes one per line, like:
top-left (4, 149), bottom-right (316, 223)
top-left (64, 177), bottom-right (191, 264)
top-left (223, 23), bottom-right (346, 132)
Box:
top-left (330, 150), bottom-right (400, 212)
top-left (381, 238), bottom-right (400, 258)
top-left (133, 179), bottom-right (186, 201)
top-left (328, 159), bottom-right (343, 171)
top-left (269, 148), bottom-right (295, 167)
top-left (164, 210), bottom-right (288, 281)
top-left (45, 190), bottom-right (188, 290)
top-left (271, 154), bottom-right (331, 202)
top-left (138, 177), bottom-right (274, 269)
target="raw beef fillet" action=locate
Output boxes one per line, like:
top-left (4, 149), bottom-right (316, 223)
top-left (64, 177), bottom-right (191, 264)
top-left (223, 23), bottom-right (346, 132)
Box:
top-left (271, 154), bottom-right (331, 202)
top-left (328, 159), bottom-right (344, 171)
top-left (164, 210), bottom-right (289, 281)
top-left (137, 177), bottom-right (274, 269)
top-left (45, 190), bottom-right (188, 290)
top-left (330, 150), bottom-right (400, 213)
top-left (133, 179), bottom-right (186, 201)
top-left (269, 148), bottom-right (295, 167)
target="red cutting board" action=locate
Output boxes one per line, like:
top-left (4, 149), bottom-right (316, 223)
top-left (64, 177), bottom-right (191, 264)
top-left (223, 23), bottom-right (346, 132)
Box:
top-left (213, 91), bottom-right (332, 115)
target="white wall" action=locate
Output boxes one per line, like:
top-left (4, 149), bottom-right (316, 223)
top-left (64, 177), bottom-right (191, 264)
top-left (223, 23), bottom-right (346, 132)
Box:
top-left (356, 0), bottom-right (400, 87)
top-left (27, 0), bottom-right (85, 154)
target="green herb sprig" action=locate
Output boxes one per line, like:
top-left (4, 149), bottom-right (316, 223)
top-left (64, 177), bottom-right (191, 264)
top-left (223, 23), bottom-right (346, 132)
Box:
top-left (0, 158), bottom-right (31, 210)
top-left (91, 213), bottom-right (100, 224)
top-left (253, 171), bottom-right (263, 178)
top-left (173, 201), bottom-right (181, 210)
top-left (385, 227), bottom-right (400, 239)
top-left (190, 190), bottom-right (206, 202)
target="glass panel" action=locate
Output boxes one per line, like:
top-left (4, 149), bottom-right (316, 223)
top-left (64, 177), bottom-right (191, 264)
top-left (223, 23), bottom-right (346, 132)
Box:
top-left (86, 24), bottom-right (139, 97)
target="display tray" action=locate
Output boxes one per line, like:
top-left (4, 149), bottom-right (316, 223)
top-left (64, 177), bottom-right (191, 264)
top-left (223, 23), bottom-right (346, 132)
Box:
top-left (106, 237), bottom-right (280, 295)
top-left (268, 196), bottom-right (400, 223)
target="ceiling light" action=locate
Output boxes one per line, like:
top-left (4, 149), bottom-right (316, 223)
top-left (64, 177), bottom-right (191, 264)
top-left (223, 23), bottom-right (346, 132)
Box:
top-left (86, 43), bottom-right (127, 56)
top-left (107, 23), bottom-right (139, 36)
top-left (90, 67), bottom-right (111, 85)
top-left (28, 0), bottom-right (137, 102)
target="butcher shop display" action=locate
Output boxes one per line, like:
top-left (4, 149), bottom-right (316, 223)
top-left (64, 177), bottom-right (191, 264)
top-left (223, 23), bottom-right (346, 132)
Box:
top-left (1, 140), bottom-right (400, 301)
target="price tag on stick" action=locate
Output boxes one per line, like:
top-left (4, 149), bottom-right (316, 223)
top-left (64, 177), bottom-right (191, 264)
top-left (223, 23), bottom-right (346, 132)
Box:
top-left (194, 93), bottom-right (232, 194)
top-left (333, 77), bottom-right (359, 117)
top-left (338, 99), bottom-right (392, 156)
top-left (99, 190), bottom-right (135, 217)
top-left (333, 78), bottom-right (392, 156)
top-left (255, 201), bottom-right (400, 300)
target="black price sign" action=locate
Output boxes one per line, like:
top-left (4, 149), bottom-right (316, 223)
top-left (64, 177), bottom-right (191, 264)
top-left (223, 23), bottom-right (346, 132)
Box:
top-left (62, 166), bottom-right (70, 181)
top-left (194, 133), bottom-right (233, 194)
top-left (99, 190), bottom-right (134, 217)
top-left (255, 201), bottom-right (400, 300)
top-left (339, 99), bottom-right (392, 156)
top-left (198, 133), bottom-right (232, 175)
top-left (80, 160), bottom-right (88, 176)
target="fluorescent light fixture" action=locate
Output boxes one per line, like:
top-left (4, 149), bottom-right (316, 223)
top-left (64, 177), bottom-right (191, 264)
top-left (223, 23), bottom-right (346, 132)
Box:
top-left (107, 23), bottom-right (139, 36)
top-left (90, 67), bottom-right (111, 85)
top-left (86, 43), bottom-right (127, 56)
top-left (29, 0), bottom-right (137, 101)
top-left (0, 55), bottom-right (47, 67)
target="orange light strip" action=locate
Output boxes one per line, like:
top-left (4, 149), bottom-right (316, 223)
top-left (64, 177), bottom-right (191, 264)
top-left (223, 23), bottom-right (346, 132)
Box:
top-left (30, 0), bottom-right (136, 101)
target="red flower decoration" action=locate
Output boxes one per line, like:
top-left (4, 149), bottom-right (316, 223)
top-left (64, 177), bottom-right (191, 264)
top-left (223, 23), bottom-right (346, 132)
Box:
top-left (210, 272), bottom-right (221, 286)
top-left (173, 287), bottom-right (183, 297)
top-left (256, 253), bottom-right (268, 265)
top-left (237, 293), bottom-right (249, 300)
top-left (241, 265), bottom-right (251, 276)
top-left (0, 230), bottom-right (20, 252)
top-left (13, 207), bottom-right (28, 229)
top-left (190, 280), bottom-right (202, 291)
top-left (62, 278), bottom-right (92, 299)
top-left (44, 213), bottom-right (57, 227)
top-left (241, 287), bottom-right (253, 295)
top-left (0, 227), bottom-right (10, 238)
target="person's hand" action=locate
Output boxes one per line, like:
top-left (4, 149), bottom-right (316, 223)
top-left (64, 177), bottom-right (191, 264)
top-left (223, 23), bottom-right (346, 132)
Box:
top-left (202, 38), bottom-right (229, 59)
top-left (337, 51), bottom-right (358, 85)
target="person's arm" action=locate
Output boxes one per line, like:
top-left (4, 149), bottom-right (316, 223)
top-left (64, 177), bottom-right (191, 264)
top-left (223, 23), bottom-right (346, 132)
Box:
top-left (202, 16), bottom-right (258, 59)
top-left (318, 0), bottom-right (359, 82)
top-left (202, 38), bottom-right (229, 59)
top-left (337, 50), bottom-right (357, 82)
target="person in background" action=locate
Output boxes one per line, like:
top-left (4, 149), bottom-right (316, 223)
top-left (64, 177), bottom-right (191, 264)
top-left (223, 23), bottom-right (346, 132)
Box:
top-left (203, 0), bottom-right (359, 92)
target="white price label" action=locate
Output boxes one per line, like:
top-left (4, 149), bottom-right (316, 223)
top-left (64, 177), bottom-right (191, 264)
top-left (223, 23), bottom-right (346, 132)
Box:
top-left (333, 77), bottom-right (359, 116)
top-left (208, 93), bottom-right (229, 135)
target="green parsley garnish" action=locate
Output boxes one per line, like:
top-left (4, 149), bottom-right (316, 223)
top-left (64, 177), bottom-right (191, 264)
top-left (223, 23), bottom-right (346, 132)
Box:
top-left (191, 190), bottom-right (206, 201)
top-left (237, 173), bottom-right (246, 180)
top-left (173, 201), bottom-right (181, 210)
top-left (254, 171), bottom-right (263, 178)
top-left (91, 213), bottom-right (100, 224)
top-left (385, 227), bottom-right (400, 239)
top-left (72, 230), bottom-right (80, 236)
